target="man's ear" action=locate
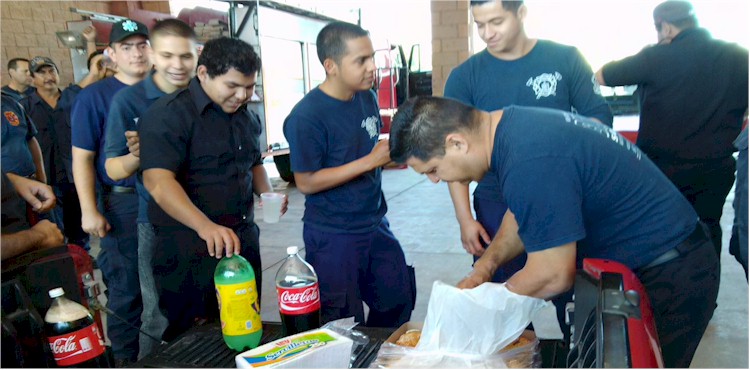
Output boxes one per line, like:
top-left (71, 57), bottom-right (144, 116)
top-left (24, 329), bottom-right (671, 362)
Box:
top-left (196, 65), bottom-right (208, 82)
top-left (445, 133), bottom-right (470, 154)
top-left (323, 58), bottom-right (337, 76)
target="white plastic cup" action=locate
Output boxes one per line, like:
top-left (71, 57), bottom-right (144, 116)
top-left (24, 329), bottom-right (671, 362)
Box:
top-left (261, 192), bottom-right (284, 223)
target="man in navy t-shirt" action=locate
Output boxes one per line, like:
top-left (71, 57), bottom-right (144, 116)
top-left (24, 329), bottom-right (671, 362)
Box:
top-left (283, 21), bottom-right (415, 328)
top-left (70, 19), bottom-right (151, 365)
top-left (445, 0), bottom-right (612, 282)
top-left (389, 96), bottom-right (719, 368)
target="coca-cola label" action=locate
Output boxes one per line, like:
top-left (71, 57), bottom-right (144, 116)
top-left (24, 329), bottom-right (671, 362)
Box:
top-left (47, 324), bottom-right (105, 366)
top-left (277, 283), bottom-right (320, 315)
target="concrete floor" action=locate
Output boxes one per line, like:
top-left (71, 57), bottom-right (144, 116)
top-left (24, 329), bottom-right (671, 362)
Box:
top-left (94, 159), bottom-right (749, 367)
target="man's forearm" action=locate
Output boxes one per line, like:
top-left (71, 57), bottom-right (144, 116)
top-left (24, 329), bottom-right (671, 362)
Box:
top-left (104, 154), bottom-right (140, 181)
top-left (28, 138), bottom-right (46, 183)
top-left (251, 164), bottom-right (273, 195)
top-left (505, 243), bottom-right (577, 300)
top-left (1, 230), bottom-right (46, 260)
top-left (448, 181), bottom-right (474, 223)
top-left (294, 154), bottom-right (379, 195)
top-left (72, 147), bottom-right (98, 213)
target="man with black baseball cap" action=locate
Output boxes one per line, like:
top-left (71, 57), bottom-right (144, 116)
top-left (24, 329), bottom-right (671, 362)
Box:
top-left (71, 18), bottom-right (152, 366)
top-left (596, 1), bottom-right (748, 271)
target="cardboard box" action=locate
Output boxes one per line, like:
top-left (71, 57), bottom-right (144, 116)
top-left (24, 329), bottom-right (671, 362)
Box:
top-left (235, 328), bottom-right (353, 368)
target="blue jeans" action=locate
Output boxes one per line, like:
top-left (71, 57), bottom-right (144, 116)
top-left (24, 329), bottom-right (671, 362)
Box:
top-left (303, 218), bottom-right (415, 328)
top-left (137, 223), bottom-right (168, 359)
top-left (98, 191), bottom-right (141, 361)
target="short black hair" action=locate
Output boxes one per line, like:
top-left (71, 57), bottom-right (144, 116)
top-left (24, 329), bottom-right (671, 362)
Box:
top-left (151, 18), bottom-right (196, 42)
top-left (315, 21), bottom-right (369, 65)
top-left (7, 58), bottom-right (29, 71)
top-left (87, 50), bottom-right (103, 69)
top-left (389, 96), bottom-right (481, 163)
top-left (198, 37), bottom-right (261, 78)
top-left (470, 0), bottom-right (524, 14)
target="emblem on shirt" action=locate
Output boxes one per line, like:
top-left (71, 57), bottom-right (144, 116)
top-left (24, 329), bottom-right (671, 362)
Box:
top-left (4, 111), bottom-right (20, 126)
top-left (361, 115), bottom-right (379, 139)
top-left (122, 20), bottom-right (139, 32)
top-left (526, 72), bottom-right (562, 99)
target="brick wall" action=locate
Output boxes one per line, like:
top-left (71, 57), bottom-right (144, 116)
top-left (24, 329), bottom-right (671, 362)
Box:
top-left (1, 1), bottom-right (171, 88)
top-left (430, 0), bottom-right (472, 96)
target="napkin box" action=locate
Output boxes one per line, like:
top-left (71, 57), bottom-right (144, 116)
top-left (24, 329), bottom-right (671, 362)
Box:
top-left (235, 328), bottom-right (353, 368)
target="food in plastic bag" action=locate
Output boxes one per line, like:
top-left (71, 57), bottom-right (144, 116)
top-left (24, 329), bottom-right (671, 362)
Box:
top-left (369, 329), bottom-right (541, 368)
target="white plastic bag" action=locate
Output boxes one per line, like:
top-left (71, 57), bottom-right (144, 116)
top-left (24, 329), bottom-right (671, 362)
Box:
top-left (418, 281), bottom-right (549, 355)
top-left (369, 281), bottom-right (549, 368)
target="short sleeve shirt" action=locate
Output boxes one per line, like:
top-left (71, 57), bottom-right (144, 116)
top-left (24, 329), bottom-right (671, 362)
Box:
top-left (104, 74), bottom-right (168, 224)
top-left (491, 105), bottom-right (697, 270)
top-left (70, 77), bottom-right (132, 187)
top-left (139, 78), bottom-right (263, 227)
top-left (445, 40), bottom-right (613, 201)
top-left (20, 90), bottom-right (69, 185)
top-left (283, 88), bottom-right (387, 233)
top-left (2, 93), bottom-right (37, 177)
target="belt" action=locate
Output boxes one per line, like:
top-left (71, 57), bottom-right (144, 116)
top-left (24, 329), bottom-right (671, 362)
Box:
top-left (106, 185), bottom-right (136, 194)
top-left (640, 222), bottom-right (706, 271)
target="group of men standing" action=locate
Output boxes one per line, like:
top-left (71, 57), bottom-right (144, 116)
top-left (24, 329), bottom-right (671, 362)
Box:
top-left (388, 0), bottom-right (746, 368)
top-left (1, 0), bottom-right (746, 368)
top-left (2, 18), bottom-right (284, 366)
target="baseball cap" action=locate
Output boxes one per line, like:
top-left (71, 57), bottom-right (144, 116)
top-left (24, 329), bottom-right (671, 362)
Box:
top-left (109, 19), bottom-right (149, 45)
top-left (653, 0), bottom-right (696, 24)
top-left (29, 56), bottom-right (58, 73)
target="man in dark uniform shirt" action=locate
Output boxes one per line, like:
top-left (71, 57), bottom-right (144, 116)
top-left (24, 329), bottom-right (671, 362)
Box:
top-left (140, 37), bottom-right (287, 341)
top-left (596, 0), bottom-right (749, 255)
top-left (20, 57), bottom-right (90, 248)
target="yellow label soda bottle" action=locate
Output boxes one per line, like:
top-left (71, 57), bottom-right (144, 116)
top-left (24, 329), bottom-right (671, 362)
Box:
top-left (215, 255), bottom-right (262, 350)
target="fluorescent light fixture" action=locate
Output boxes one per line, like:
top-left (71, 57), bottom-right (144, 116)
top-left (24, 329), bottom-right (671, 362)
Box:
top-left (55, 31), bottom-right (86, 49)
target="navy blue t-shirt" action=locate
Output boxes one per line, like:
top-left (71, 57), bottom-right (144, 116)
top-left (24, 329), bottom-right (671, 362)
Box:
top-left (491, 106), bottom-right (697, 270)
top-left (104, 74), bottom-right (167, 224)
top-left (445, 40), bottom-right (613, 201)
top-left (283, 88), bottom-right (387, 233)
top-left (70, 77), bottom-right (133, 187)
top-left (1, 93), bottom-right (37, 177)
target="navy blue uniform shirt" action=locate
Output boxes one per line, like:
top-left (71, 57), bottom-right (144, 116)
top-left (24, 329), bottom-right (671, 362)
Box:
top-left (1, 92), bottom-right (38, 177)
top-left (1, 85), bottom-right (35, 102)
top-left (104, 73), bottom-right (169, 224)
top-left (491, 106), bottom-right (697, 270)
top-left (20, 89), bottom-right (72, 185)
top-left (139, 77), bottom-right (263, 227)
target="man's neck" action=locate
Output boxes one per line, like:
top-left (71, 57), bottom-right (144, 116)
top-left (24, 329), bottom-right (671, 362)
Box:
top-left (488, 35), bottom-right (537, 61)
top-left (114, 72), bottom-right (147, 86)
top-left (36, 87), bottom-right (60, 105)
top-left (152, 74), bottom-right (180, 94)
top-left (319, 79), bottom-right (357, 102)
top-left (7, 81), bottom-right (28, 92)
top-left (484, 110), bottom-right (504, 163)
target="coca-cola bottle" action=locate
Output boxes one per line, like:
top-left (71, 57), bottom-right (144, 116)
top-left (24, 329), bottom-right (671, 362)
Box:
top-left (44, 287), bottom-right (108, 367)
top-left (275, 246), bottom-right (321, 336)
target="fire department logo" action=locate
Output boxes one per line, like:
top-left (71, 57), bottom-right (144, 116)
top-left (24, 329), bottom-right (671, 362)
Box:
top-left (122, 20), bottom-right (138, 32)
top-left (4, 111), bottom-right (20, 126)
top-left (361, 115), bottom-right (379, 139)
top-left (526, 72), bottom-right (562, 99)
